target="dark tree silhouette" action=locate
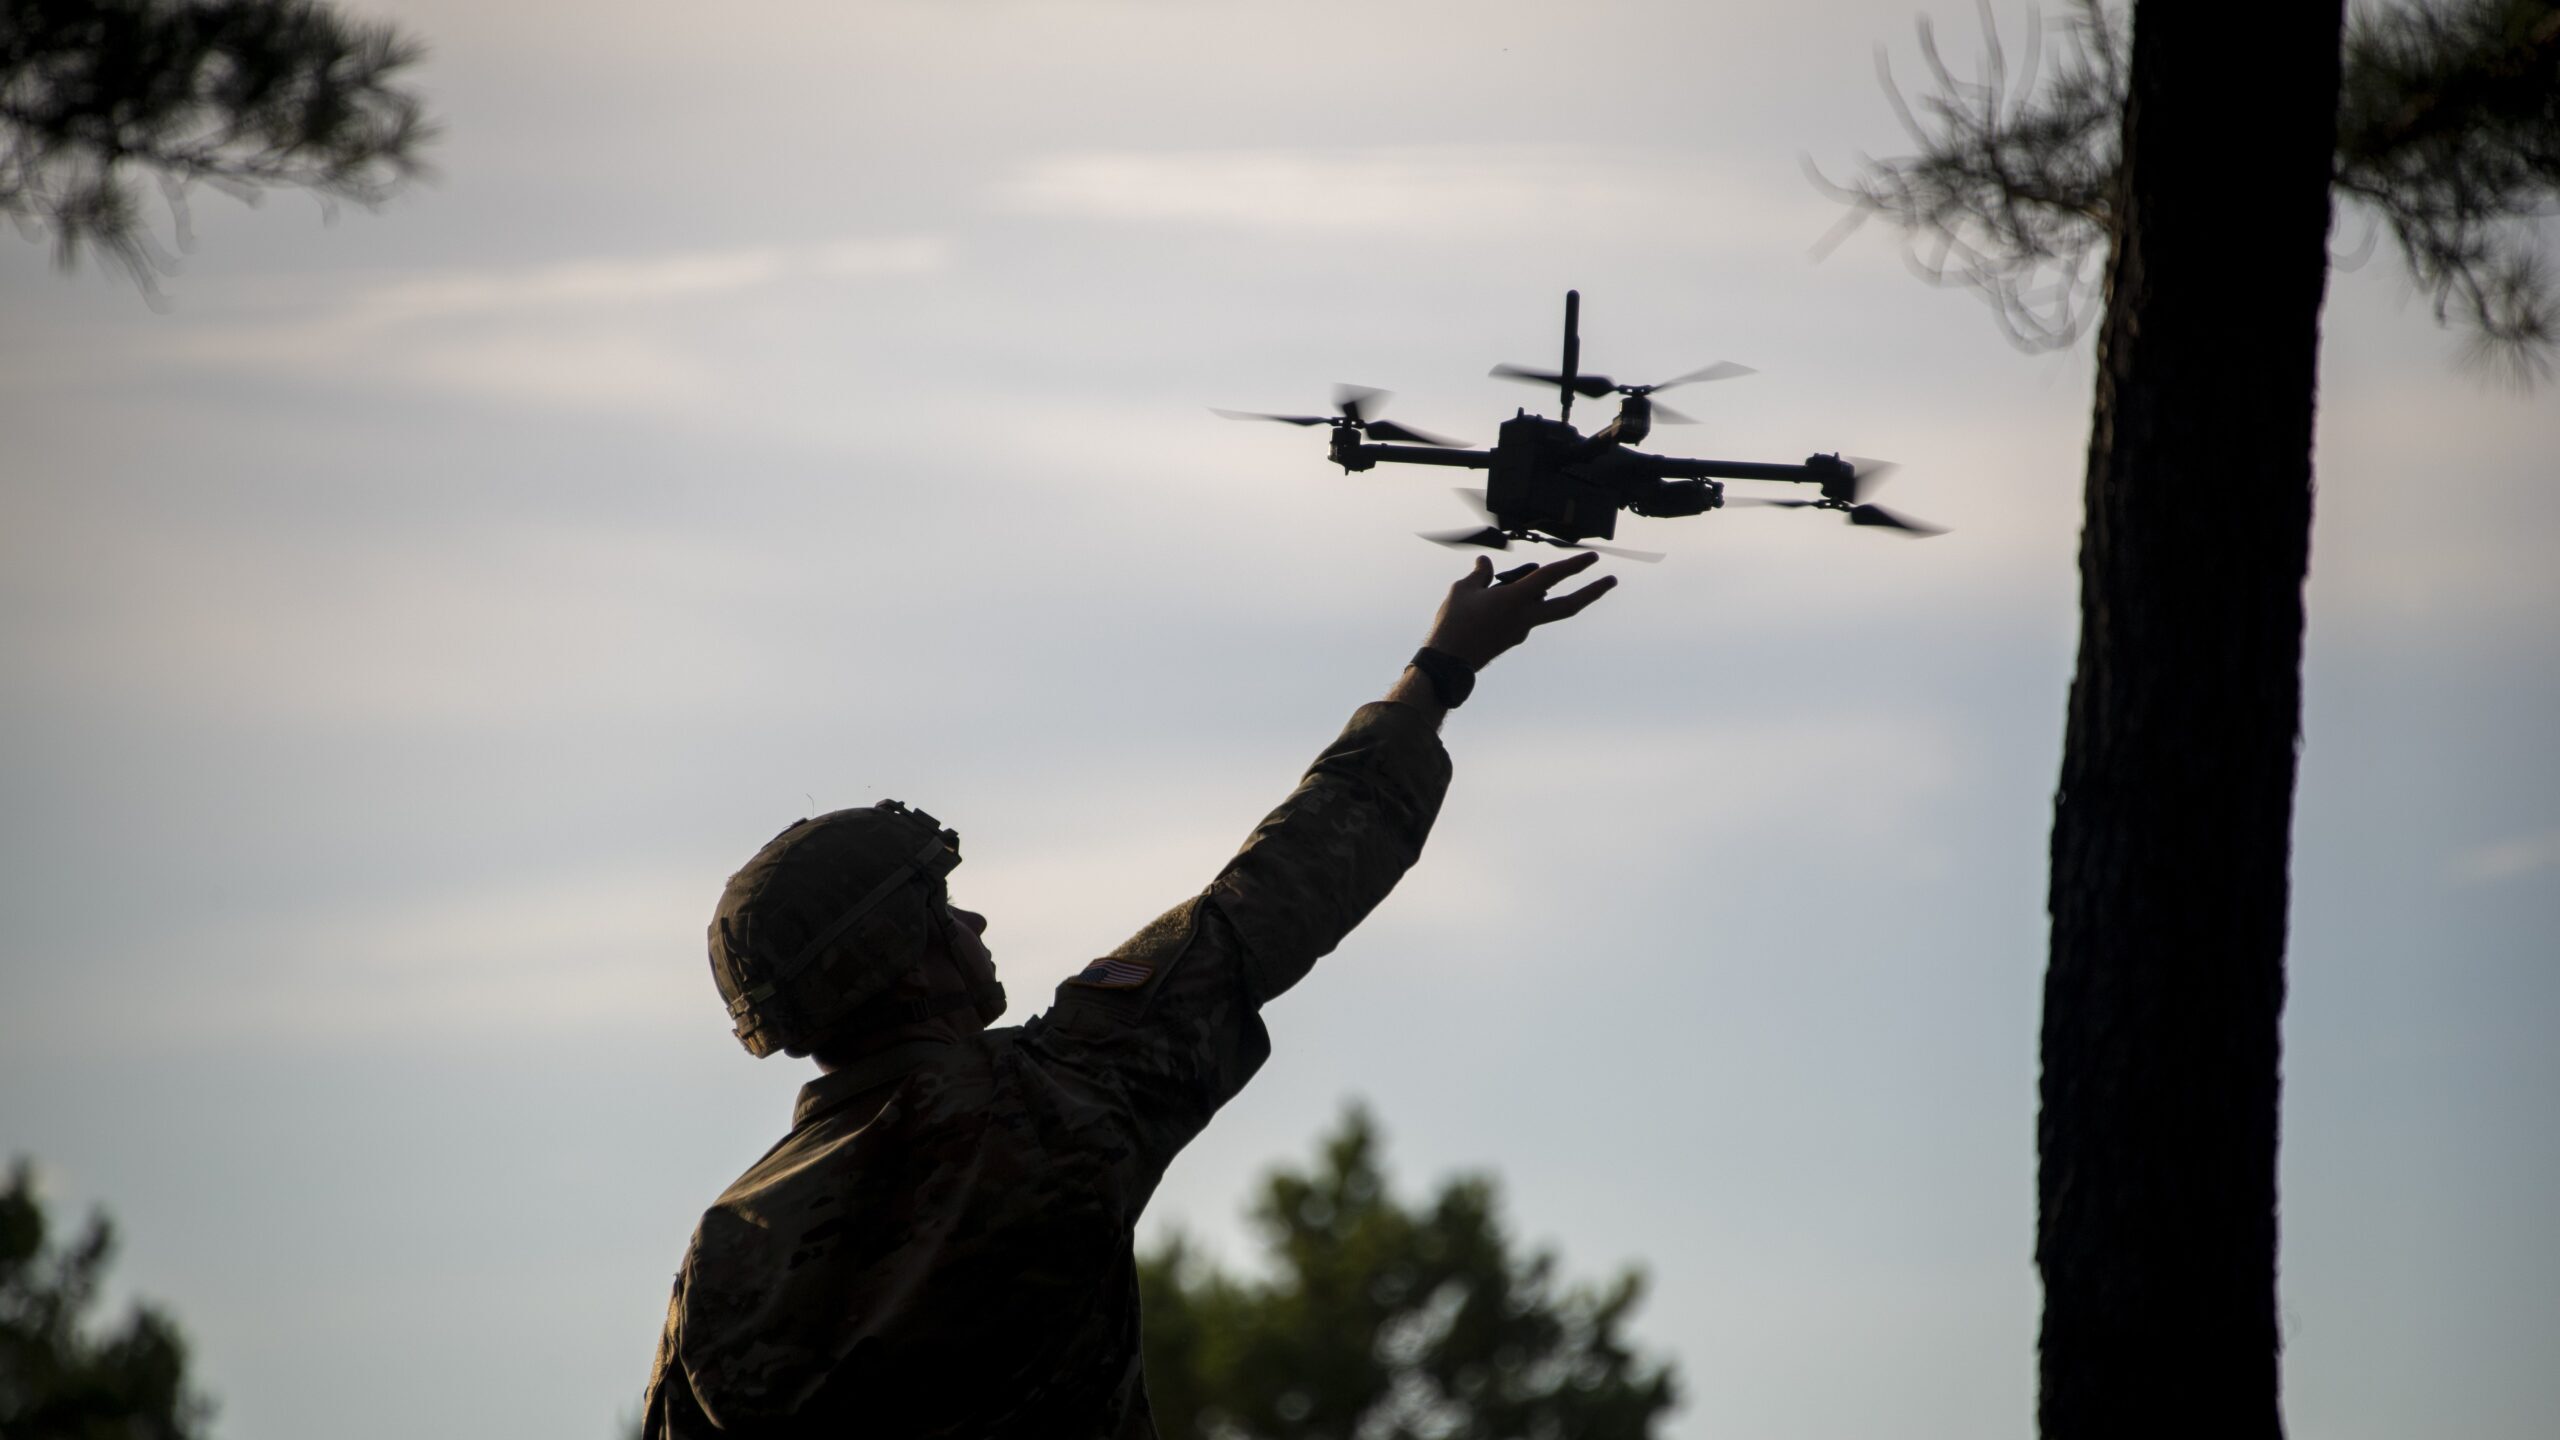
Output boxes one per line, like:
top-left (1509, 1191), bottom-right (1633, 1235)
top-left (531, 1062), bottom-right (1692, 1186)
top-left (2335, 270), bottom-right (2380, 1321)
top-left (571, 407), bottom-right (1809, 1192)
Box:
top-left (2036, 7), bottom-right (2342, 1436)
top-left (1138, 1105), bottom-right (1678, 1440)
top-left (1822, 2), bottom-right (2557, 1436)
top-left (1, 0), bottom-right (434, 295)
top-left (0, 1158), bottom-right (212, 1440)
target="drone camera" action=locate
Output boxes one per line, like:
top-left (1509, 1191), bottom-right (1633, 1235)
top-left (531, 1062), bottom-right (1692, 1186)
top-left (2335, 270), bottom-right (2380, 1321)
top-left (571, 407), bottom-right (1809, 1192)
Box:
top-left (1628, 478), bottom-right (1720, 519)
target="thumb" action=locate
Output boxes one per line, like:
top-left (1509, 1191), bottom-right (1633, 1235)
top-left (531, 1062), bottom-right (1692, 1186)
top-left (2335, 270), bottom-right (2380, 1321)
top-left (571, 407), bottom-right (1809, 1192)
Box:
top-left (1460, 555), bottom-right (1493, 589)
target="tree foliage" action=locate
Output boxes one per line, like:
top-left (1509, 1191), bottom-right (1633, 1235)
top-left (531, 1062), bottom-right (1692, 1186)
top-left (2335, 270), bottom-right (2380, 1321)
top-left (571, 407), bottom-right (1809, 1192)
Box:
top-left (0, 0), bottom-right (434, 294)
top-left (1138, 1106), bottom-right (1678, 1440)
top-left (1815, 0), bottom-right (2560, 377)
top-left (2337, 0), bottom-right (2560, 368)
top-left (0, 1158), bottom-right (211, 1440)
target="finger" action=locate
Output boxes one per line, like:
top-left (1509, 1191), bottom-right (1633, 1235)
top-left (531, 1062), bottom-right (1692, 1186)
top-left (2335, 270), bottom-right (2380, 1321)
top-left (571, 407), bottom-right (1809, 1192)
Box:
top-left (1493, 563), bottom-right (1539, 586)
top-left (1457, 555), bottom-right (1494, 590)
top-left (1519, 549), bottom-right (1603, 593)
top-left (1534, 574), bottom-right (1619, 621)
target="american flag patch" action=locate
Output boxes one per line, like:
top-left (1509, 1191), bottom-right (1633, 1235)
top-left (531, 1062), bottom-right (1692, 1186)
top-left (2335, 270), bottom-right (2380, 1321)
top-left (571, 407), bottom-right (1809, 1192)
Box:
top-left (1066, 957), bottom-right (1154, 989)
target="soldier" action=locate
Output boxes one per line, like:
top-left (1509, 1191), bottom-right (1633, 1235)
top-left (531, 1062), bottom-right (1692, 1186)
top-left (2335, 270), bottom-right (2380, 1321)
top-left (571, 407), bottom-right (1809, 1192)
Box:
top-left (642, 552), bottom-right (1619, 1438)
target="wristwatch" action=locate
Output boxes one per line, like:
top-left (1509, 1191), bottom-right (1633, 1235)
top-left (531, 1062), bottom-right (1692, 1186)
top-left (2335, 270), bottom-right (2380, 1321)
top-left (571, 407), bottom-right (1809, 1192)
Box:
top-left (1407, 647), bottom-right (1476, 708)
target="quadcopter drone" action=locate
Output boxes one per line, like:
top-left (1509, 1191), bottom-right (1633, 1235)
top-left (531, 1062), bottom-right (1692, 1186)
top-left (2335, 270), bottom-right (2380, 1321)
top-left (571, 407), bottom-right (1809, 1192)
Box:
top-left (1215, 291), bottom-right (1938, 560)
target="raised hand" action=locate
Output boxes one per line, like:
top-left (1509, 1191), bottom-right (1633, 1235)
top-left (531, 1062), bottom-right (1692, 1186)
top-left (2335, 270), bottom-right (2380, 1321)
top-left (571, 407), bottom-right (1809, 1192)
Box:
top-left (1421, 551), bottom-right (1617, 670)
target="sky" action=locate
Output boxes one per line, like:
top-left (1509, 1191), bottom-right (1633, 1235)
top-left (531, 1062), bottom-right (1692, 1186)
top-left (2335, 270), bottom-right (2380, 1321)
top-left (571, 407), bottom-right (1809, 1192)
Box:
top-left (2, 1), bottom-right (2554, 1437)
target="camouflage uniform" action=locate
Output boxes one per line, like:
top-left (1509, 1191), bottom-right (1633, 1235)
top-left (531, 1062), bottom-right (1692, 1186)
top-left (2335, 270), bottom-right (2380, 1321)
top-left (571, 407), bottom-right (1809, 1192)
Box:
top-left (642, 701), bottom-right (1452, 1438)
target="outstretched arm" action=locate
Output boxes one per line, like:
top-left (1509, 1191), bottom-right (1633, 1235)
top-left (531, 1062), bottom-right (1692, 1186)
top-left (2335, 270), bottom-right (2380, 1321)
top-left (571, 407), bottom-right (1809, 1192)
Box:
top-left (1032, 553), bottom-right (1621, 1167)
top-left (1217, 549), bottom-right (1617, 988)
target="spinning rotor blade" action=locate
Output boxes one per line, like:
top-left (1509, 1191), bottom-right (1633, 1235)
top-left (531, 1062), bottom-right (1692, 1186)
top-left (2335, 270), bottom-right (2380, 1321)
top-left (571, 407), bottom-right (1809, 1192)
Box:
top-left (1847, 503), bottom-right (1943, 536)
top-left (1558, 540), bottom-right (1665, 563)
top-left (1437, 492), bottom-right (1661, 560)
top-left (1730, 493), bottom-right (1945, 535)
top-left (1218, 388), bottom-right (1465, 444)
top-left (1648, 360), bottom-right (1757, 391)
top-left (1332, 384), bottom-right (1388, 423)
top-left (1490, 364), bottom-right (1617, 399)
top-left (1324, 385), bottom-right (1467, 444)
top-left (1364, 419), bottom-right (1468, 447)
top-left (1211, 408), bottom-right (1332, 427)
top-left (1841, 455), bottom-right (1901, 502)
top-left (1646, 398), bottom-right (1699, 425)
top-left (1421, 526), bottom-right (1513, 551)
top-left (1417, 527), bottom-right (1659, 561)
top-left (1500, 359), bottom-right (1756, 410)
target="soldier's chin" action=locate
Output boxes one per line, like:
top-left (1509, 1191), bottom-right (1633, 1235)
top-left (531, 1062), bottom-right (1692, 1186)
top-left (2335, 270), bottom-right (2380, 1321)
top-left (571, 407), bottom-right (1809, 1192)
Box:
top-left (970, 980), bottom-right (1008, 1027)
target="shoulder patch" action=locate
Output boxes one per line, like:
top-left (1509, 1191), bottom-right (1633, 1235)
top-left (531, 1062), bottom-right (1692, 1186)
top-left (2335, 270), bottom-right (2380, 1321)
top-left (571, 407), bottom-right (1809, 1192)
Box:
top-left (1065, 957), bottom-right (1154, 989)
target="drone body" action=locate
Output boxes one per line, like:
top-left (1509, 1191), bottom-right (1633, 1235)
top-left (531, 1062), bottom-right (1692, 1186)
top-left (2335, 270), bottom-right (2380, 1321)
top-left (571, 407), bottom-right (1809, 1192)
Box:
top-left (1217, 290), bottom-right (1938, 558)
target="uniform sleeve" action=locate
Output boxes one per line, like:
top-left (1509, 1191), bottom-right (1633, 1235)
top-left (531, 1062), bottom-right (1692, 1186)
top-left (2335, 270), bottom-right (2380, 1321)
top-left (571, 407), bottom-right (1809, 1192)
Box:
top-left (1032, 702), bottom-right (1452, 1169)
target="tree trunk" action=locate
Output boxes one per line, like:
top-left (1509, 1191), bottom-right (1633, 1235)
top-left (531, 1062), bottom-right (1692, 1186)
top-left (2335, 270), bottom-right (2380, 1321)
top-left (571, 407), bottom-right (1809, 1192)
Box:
top-left (2039, 3), bottom-right (2346, 1438)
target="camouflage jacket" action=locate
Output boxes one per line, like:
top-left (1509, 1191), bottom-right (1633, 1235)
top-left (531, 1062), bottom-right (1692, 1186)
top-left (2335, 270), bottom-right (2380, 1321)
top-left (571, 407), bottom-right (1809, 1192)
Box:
top-left (642, 701), bottom-right (1452, 1439)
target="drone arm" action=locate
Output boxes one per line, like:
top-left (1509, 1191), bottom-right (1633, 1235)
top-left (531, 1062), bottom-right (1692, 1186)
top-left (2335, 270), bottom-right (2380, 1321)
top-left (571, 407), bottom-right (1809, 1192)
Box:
top-left (1350, 444), bottom-right (1496, 470)
top-left (1639, 455), bottom-right (1835, 484)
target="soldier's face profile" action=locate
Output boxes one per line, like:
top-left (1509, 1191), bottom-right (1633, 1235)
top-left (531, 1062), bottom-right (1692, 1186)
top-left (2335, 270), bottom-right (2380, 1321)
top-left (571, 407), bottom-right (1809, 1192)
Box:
top-left (944, 903), bottom-right (994, 980)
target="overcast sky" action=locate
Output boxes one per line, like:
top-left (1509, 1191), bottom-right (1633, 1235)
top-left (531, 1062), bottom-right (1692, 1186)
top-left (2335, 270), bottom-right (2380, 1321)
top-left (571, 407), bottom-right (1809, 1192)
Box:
top-left (3, 2), bottom-right (2554, 1437)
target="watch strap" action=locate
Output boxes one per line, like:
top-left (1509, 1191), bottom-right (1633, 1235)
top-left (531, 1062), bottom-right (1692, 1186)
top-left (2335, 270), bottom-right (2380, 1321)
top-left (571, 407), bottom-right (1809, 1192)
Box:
top-left (1409, 646), bottom-right (1477, 708)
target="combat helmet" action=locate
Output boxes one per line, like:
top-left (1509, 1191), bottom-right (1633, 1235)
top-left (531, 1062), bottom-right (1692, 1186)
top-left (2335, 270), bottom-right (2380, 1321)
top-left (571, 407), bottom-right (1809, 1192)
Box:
top-left (708, 800), bottom-right (988, 1057)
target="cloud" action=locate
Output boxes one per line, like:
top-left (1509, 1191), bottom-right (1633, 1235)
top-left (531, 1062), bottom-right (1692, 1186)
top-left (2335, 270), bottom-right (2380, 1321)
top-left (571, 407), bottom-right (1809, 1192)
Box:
top-left (997, 145), bottom-right (1814, 249)
top-left (51, 867), bottom-right (717, 1051)
top-left (1380, 709), bottom-right (1963, 947)
top-left (326, 236), bottom-right (946, 330)
top-left (137, 235), bottom-right (948, 408)
top-left (2446, 829), bottom-right (2560, 888)
top-left (4, 516), bottom-right (802, 728)
top-left (338, 249), bottom-right (793, 327)
top-left (2304, 276), bottom-right (2560, 633)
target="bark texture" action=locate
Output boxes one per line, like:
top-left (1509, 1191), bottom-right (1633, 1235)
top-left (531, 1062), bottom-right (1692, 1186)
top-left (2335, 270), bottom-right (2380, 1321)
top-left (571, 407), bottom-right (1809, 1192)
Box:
top-left (2039, 3), bottom-right (2346, 1437)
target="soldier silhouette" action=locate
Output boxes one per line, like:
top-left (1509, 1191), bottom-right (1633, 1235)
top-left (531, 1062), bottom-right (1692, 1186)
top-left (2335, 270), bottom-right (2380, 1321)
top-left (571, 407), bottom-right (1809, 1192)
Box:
top-left (641, 553), bottom-right (1617, 1438)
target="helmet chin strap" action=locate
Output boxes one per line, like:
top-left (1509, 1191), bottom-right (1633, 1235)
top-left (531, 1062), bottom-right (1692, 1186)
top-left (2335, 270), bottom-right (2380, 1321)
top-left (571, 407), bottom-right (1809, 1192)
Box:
top-left (826, 987), bottom-right (978, 1039)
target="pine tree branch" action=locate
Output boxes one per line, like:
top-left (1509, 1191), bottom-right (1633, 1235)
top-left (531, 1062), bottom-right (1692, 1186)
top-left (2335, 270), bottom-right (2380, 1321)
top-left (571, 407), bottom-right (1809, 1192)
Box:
top-left (1819, 0), bottom-right (2560, 380)
top-left (1, 0), bottom-right (436, 299)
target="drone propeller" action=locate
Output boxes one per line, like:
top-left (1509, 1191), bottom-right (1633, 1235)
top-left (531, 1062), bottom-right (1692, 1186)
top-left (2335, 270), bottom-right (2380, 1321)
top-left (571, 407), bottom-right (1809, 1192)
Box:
top-left (1420, 527), bottom-right (1667, 561)
top-left (1648, 360), bottom-right (1758, 390)
top-left (1489, 363), bottom-right (1619, 400)
top-left (1559, 538), bottom-right (1664, 561)
top-left (1726, 495), bottom-right (1943, 536)
top-left (1210, 408), bottom-right (1331, 427)
top-left (1488, 359), bottom-right (1756, 418)
top-left (1845, 503), bottom-right (1941, 535)
top-left (1834, 454), bottom-right (1901, 503)
top-left (1211, 384), bottom-right (1468, 448)
top-left (1420, 525), bottom-right (1514, 551)
top-left (1422, 489), bottom-right (1665, 561)
top-left (1365, 419), bottom-right (1465, 446)
top-left (1726, 455), bottom-right (1940, 534)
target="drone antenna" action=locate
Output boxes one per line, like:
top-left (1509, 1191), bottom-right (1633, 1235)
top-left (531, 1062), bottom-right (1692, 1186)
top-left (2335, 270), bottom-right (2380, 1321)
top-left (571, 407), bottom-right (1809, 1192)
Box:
top-left (1559, 289), bottom-right (1581, 425)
